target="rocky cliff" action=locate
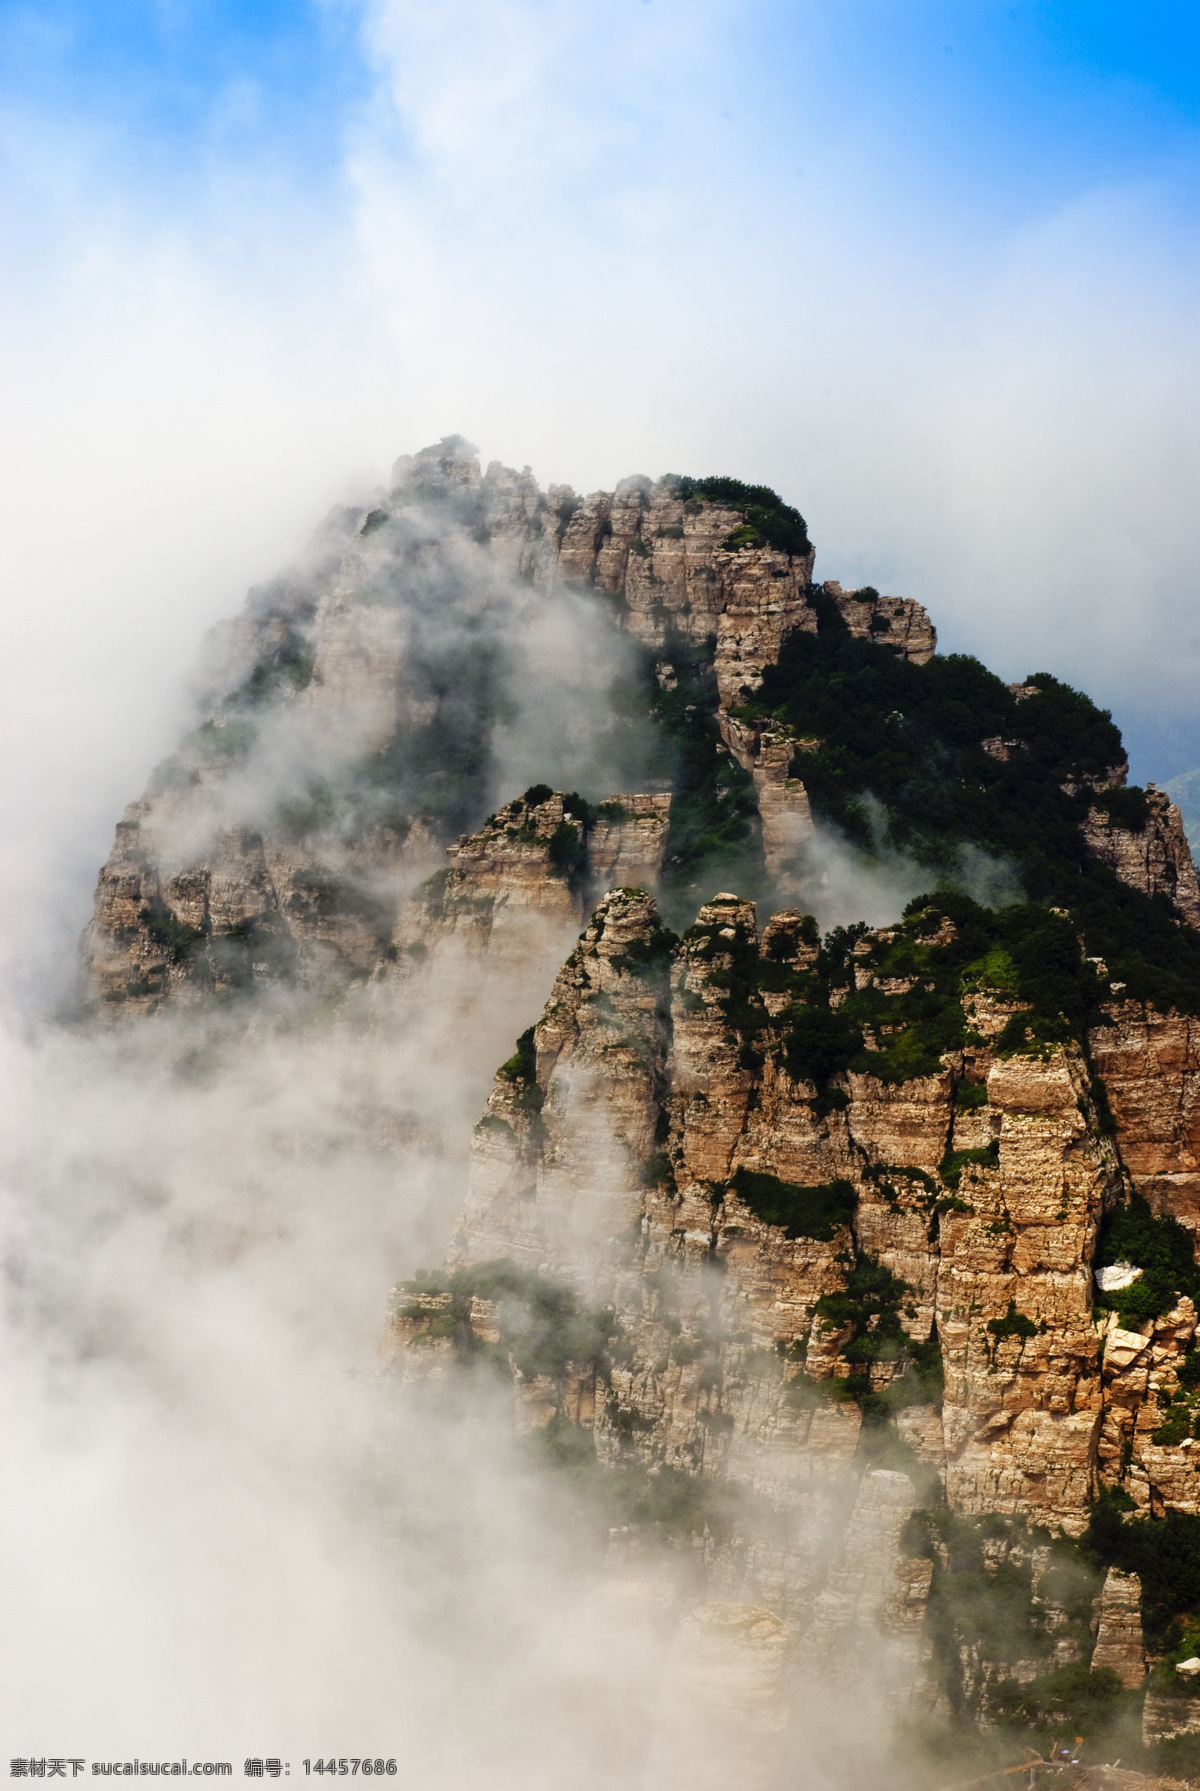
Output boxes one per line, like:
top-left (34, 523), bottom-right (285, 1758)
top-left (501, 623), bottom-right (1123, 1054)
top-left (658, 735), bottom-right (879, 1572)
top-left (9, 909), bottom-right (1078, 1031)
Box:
top-left (84, 438), bottom-right (1200, 1780)
top-left (1082, 787), bottom-right (1200, 928)
top-left (81, 441), bottom-right (942, 1009)
top-left (421, 877), bottom-right (1200, 1529)
top-left (394, 876), bottom-right (1200, 1757)
top-left (407, 887), bottom-right (1117, 1540)
top-left (390, 786), bottom-right (670, 969)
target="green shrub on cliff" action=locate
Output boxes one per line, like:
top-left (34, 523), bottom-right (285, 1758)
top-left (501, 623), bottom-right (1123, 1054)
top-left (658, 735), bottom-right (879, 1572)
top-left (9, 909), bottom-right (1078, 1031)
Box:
top-left (648, 642), bottom-right (766, 917)
top-left (762, 890), bottom-right (1106, 1099)
top-left (661, 475), bottom-right (811, 558)
top-left (727, 1167), bottom-right (856, 1240)
top-left (988, 1662), bottom-right (1130, 1746)
top-left (496, 1028), bottom-right (544, 1114)
top-left (498, 1027), bottom-right (537, 1083)
top-left (985, 1300), bottom-right (1040, 1344)
top-left (139, 900), bottom-right (204, 962)
top-left (1094, 784), bottom-right (1152, 831)
top-left (610, 925), bottom-right (678, 976)
top-left (942, 1141), bottom-right (1000, 1188)
top-left (743, 601), bottom-right (1200, 1018)
top-left (392, 1259), bottom-right (614, 1383)
top-left (813, 1252), bottom-right (945, 1413)
top-left (227, 626), bottom-right (315, 707)
top-left (1084, 1490), bottom-right (1200, 1649)
top-left (780, 1001), bottom-right (864, 1086)
top-left (1093, 1195), bottom-right (1200, 1322)
top-left (547, 820), bottom-right (588, 881)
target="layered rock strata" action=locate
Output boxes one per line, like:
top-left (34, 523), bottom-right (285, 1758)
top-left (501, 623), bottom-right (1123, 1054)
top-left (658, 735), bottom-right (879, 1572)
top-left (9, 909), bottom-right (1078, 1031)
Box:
top-left (1143, 1691), bottom-right (1200, 1748)
top-left (84, 801), bottom-right (411, 1010)
top-left (1096, 1298), bottom-right (1200, 1516)
top-left (715, 587), bottom-right (936, 883)
top-left (439, 889), bottom-right (1127, 1536)
top-left (82, 439), bottom-right (1200, 1769)
top-left (800, 1468), bottom-right (932, 1693)
top-left (81, 444), bottom-right (941, 1011)
top-left (1082, 788), bottom-right (1200, 928)
top-left (397, 446), bottom-right (934, 707)
top-left (718, 717), bottom-right (816, 881)
top-left (1091, 1567), bottom-right (1146, 1688)
top-left (1089, 1014), bottom-right (1200, 1237)
top-left (393, 881), bottom-right (1200, 1727)
top-left (390, 878), bottom-right (1200, 1746)
top-left (390, 788), bottom-right (671, 967)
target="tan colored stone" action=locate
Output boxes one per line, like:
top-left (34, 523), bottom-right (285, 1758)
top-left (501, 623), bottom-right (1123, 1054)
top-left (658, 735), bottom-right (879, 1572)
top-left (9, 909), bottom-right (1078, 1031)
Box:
top-left (1082, 788), bottom-right (1200, 928)
top-left (824, 581), bottom-right (937, 665)
top-left (1106, 1327), bottom-right (1152, 1371)
top-left (453, 888), bottom-right (671, 1280)
top-left (86, 441), bottom-right (1200, 1706)
top-left (801, 1469), bottom-right (932, 1701)
top-left (442, 901), bottom-right (1146, 1534)
top-left (750, 734), bottom-right (815, 879)
top-left (1091, 1567), bottom-right (1145, 1687)
top-left (587, 793), bottom-right (672, 891)
top-left (1143, 1690), bottom-right (1200, 1746)
top-left (1089, 1010), bottom-right (1200, 1236)
top-left (82, 456), bottom-right (939, 1023)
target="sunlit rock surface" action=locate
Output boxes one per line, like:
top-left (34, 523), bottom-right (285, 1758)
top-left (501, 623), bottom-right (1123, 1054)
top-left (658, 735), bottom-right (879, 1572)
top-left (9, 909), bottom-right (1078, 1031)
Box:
top-left (84, 438), bottom-right (1200, 1775)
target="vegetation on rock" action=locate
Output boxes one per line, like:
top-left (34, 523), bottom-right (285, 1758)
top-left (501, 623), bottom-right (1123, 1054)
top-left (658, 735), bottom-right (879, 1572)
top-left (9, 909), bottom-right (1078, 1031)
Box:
top-left (393, 1260), bottom-right (614, 1383)
top-left (1085, 1491), bottom-right (1200, 1650)
top-left (661, 474), bottom-right (812, 558)
top-left (647, 643), bottom-right (765, 917)
top-left (727, 1167), bottom-right (855, 1241)
top-left (743, 603), bottom-right (1200, 1016)
top-left (1094, 1196), bottom-right (1200, 1323)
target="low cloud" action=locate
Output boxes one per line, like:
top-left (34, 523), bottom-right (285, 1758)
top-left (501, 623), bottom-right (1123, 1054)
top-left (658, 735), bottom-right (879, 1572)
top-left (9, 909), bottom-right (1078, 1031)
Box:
top-left (787, 807), bottom-right (1024, 934)
top-left (0, 992), bottom-right (659, 1762)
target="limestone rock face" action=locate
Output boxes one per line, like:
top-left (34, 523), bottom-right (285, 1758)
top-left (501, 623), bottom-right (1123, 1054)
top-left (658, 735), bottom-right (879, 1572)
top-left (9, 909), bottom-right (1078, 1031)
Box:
top-left (391, 788), bottom-right (670, 966)
top-left (81, 438), bottom-right (1200, 1764)
top-left (1097, 1298), bottom-right (1200, 1518)
top-left (749, 735), bottom-right (816, 881)
top-left (821, 580), bottom-right (937, 664)
top-left (587, 793), bottom-right (673, 890)
top-left (454, 887), bottom-right (670, 1275)
top-left (715, 577), bottom-right (936, 886)
top-left (82, 799), bottom-right (410, 1011)
top-left (540, 480), bottom-right (934, 708)
top-left (936, 1044), bottom-right (1114, 1533)
top-left (430, 891), bottom-right (1130, 1548)
top-left (719, 716), bottom-right (815, 881)
top-left (78, 491), bottom-right (468, 1009)
top-left (1090, 1010), bottom-right (1200, 1238)
top-left (1082, 788), bottom-right (1200, 928)
top-left (80, 444), bottom-right (940, 1017)
top-left (397, 456), bottom-right (922, 710)
top-left (545, 479), bottom-right (817, 707)
top-left (1091, 1567), bottom-right (1146, 1687)
top-left (397, 885), bottom-right (1200, 1715)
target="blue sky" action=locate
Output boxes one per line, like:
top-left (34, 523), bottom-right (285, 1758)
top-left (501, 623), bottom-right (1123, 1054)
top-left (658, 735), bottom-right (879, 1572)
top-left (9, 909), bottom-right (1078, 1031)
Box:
top-left (6, 3), bottom-right (1198, 228)
top-left (2, 0), bottom-right (1199, 954)
top-left (0, 2), bottom-right (362, 193)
